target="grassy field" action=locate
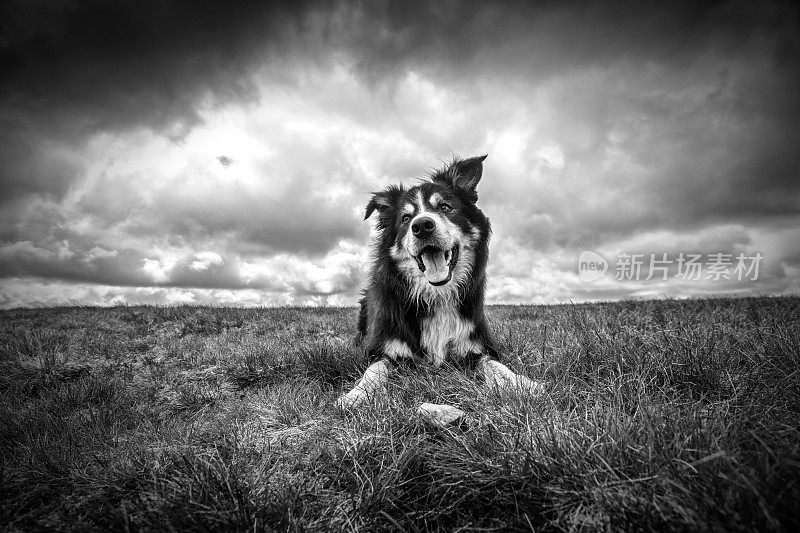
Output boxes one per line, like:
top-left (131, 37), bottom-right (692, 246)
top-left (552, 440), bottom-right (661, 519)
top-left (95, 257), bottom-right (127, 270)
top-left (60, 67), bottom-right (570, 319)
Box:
top-left (1, 297), bottom-right (798, 532)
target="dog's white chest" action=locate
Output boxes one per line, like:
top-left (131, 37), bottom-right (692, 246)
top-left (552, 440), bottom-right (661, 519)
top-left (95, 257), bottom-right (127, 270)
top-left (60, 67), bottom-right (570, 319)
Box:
top-left (420, 307), bottom-right (476, 366)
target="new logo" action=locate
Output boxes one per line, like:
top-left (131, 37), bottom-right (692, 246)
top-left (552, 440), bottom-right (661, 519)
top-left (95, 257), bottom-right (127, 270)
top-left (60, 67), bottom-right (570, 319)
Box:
top-left (578, 251), bottom-right (608, 282)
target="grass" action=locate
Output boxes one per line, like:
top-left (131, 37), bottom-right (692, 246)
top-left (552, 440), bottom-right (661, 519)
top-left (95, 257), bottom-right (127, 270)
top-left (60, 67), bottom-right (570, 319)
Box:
top-left (0, 297), bottom-right (798, 531)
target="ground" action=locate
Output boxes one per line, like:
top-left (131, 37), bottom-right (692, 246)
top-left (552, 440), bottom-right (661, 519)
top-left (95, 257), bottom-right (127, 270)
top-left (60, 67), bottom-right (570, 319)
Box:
top-left (1, 297), bottom-right (798, 531)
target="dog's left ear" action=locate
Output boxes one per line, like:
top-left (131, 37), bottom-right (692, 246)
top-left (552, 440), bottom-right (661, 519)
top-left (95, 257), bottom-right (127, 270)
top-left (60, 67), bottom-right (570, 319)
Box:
top-left (438, 155), bottom-right (487, 201)
top-left (364, 185), bottom-right (403, 220)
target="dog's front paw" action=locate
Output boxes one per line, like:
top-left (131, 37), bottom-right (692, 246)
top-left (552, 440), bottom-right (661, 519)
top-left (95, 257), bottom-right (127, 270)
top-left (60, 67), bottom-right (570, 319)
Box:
top-left (336, 384), bottom-right (387, 410)
top-left (335, 388), bottom-right (367, 410)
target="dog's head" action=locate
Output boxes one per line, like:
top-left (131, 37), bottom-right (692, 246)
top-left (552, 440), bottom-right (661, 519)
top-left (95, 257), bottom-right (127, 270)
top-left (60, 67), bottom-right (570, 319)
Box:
top-left (365, 155), bottom-right (491, 298)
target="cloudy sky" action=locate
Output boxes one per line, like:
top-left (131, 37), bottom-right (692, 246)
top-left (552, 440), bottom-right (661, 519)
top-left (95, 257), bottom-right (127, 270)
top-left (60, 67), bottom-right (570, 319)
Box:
top-left (1, 0), bottom-right (798, 308)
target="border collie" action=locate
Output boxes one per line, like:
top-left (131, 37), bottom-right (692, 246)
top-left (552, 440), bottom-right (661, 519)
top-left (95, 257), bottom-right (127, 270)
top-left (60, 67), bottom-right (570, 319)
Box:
top-left (337, 155), bottom-right (544, 420)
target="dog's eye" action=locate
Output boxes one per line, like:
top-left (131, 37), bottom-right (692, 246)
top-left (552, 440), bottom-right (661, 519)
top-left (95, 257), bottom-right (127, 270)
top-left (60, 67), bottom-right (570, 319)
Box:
top-left (439, 203), bottom-right (452, 212)
top-left (401, 214), bottom-right (411, 223)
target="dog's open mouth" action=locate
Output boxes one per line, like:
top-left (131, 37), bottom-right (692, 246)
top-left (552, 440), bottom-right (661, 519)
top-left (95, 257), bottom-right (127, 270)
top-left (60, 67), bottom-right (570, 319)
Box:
top-left (414, 245), bottom-right (459, 286)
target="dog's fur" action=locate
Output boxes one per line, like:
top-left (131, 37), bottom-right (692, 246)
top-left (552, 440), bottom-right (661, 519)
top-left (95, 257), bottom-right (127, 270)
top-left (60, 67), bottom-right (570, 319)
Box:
top-left (337, 155), bottom-right (543, 413)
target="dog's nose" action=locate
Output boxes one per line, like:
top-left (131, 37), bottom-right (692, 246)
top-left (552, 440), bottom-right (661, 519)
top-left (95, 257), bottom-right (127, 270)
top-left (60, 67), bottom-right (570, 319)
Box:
top-left (411, 217), bottom-right (436, 239)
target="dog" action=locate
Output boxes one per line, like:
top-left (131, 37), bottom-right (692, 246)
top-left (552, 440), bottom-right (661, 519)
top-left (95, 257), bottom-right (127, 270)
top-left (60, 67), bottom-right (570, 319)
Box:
top-left (337, 155), bottom-right (543, 420)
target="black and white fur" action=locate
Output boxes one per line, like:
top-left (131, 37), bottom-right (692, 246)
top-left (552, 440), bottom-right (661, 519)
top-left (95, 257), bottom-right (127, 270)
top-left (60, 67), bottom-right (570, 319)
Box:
top-left (337, 155), bottom-right (543, 412)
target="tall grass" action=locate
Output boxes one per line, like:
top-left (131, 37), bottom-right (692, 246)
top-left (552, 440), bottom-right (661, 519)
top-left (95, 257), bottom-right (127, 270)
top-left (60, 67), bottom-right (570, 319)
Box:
top-left (1, 298), bottom-right (798, 531)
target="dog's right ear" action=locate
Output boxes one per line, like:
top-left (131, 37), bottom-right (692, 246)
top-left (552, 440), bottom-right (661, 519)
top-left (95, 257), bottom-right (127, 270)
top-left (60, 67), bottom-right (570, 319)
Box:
top-left (364, 186), bottom-right (403, 220)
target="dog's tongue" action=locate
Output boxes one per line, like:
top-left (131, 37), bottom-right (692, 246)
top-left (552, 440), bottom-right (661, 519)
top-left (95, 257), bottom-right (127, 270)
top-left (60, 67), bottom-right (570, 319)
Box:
top-left (421, 249), bottom-right (449, 283)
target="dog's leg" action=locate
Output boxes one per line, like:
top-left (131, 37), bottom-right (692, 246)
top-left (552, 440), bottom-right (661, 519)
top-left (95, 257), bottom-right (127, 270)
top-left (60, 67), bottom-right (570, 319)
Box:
top-left (336, 339), bottom-right (414, 409)
top-left (478, 356), bottom-right (545, 395)
top-left (336, 359), bottom-right (392, 409)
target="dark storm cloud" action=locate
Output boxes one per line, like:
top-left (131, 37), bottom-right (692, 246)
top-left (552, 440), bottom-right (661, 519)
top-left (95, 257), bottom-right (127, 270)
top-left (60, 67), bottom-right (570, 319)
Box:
top-left (342, 1), bottom-right (797, 81)
top-left (6, 0), bottom-right (794, 133)
top-left (0, 240), bottom-right (151, 287)
top-left (0, 0), bottom-right (310, 130)
top-left (3, 0), bottom-right (798, 212)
